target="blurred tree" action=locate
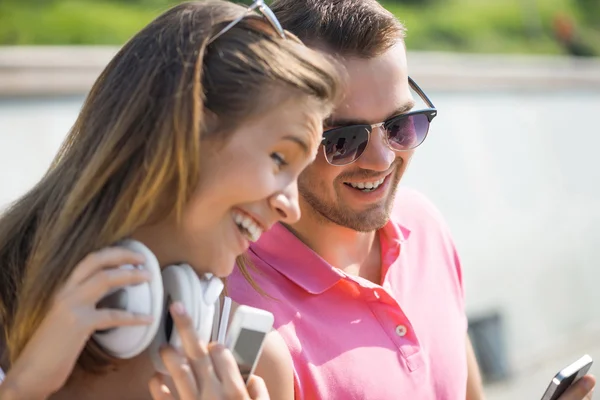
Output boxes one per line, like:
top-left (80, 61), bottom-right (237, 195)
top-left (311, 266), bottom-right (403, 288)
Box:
top-left (100, 0), bottom-right (172, 4)
top-left (553, 12), bottom-right (597, 57)
top-left (574, 0), bottom-right (600, 28)
top-left (519, 0), bottom-right (543, 38)
top-left (384, 0), bottom-right (445, 4)
top-left (2, 0), bottom-right (51, 4)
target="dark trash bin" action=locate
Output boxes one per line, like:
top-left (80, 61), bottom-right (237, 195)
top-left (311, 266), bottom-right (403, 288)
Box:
top-left (468, 311), bottom-right (511, 383)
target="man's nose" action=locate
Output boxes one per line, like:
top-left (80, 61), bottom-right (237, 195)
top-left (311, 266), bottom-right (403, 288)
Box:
top-left (355, 126), bottom-right (396, 172)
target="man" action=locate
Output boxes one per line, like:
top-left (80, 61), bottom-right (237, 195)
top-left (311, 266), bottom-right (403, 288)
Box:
top-left (228, 0), bottom-right (596, 399)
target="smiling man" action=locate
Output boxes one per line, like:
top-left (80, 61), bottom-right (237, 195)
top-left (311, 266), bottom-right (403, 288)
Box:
top-left (226, 0), bottom-right (595, 399)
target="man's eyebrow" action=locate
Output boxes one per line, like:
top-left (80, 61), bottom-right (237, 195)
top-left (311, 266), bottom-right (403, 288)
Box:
top-left (282, 135), bottom-right (309, 155)
top-left (325, 100), bottom-right (416, 128)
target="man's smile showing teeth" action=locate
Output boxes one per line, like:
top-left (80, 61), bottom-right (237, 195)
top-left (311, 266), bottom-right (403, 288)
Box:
top-left (232, 210), bottom-right (263, 242)
top-left (344, 177), bottom-right (385, 192)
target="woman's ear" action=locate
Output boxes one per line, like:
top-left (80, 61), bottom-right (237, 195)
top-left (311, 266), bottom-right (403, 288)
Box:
top-left (201, 108), bottom-right (220, 139)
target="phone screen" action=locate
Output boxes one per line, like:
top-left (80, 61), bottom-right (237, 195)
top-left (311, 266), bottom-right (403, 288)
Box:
top-left (232, 328), bottom-right (267, 381)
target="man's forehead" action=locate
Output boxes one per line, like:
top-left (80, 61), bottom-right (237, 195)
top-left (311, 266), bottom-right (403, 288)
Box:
top-left (332, 44), bottom-right (411, 124)
top-left (341, 44), bottom-right (408, 76)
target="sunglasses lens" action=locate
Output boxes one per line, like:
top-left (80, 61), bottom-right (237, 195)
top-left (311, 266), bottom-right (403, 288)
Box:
top-left (323, 126), bottom-right (370, 166)
top-left (386, 113), bottom-right (430, 151)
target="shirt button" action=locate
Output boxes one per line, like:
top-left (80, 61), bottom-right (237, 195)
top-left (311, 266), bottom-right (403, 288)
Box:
top-left (395, 324), bottom-right (408, 337)
top-left (373, 290), bottom-right (380, 300)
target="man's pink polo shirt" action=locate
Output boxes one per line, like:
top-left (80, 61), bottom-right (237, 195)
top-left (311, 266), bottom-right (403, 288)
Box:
top-left (227, 187), bottom-right (468, 399)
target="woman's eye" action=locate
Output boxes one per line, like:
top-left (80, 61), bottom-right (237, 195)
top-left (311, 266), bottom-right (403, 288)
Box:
top-left (271, 152), bottom-right (288, 168)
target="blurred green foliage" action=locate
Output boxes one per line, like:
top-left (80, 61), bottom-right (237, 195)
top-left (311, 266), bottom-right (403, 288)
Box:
top-left (574, 0), bottom-right (600, 28)
top-left (0, 0), bottom-right (598, 55)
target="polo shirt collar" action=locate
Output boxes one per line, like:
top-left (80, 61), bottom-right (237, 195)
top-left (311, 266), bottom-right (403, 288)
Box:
top-left (250, 221), bottom-right (411, 295)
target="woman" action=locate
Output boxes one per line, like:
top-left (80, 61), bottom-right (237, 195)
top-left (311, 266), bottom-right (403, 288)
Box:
top-left (0, 1), bottom-right (342, 399)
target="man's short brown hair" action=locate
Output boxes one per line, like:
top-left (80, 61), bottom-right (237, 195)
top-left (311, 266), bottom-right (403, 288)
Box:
top-left (271, 0), bottom-right (406, 58)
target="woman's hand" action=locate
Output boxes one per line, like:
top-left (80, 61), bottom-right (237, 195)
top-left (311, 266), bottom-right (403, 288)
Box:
top-left (0, 247), bottom-right (153, 400)
top-left (149, 302), bottom-right (270, 400)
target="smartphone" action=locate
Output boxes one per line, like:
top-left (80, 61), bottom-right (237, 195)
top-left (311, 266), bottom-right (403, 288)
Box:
top-left (541, 354), bottom-right (593, 400)
top-left (225, 305), bottom-right (274, 383)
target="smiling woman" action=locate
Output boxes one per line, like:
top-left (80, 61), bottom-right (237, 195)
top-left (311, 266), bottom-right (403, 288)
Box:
top-left (0, 1), bottom-right (342, 399)
top-left (161, 93), bottom-right (328, 276)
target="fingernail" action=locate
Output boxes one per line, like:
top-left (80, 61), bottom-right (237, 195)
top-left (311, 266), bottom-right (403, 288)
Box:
top-left (141, 269), bottom-right (152, 279)
top-left (141, 315), bottom-right (154, 323)
top-left (583, 377), bottom-right (595, 392)
top-left (196, 339), bottom-right (208, 349)
top-left (181, 363), bottom-right (192, 373)
top-left (171, 301), bottom-right (185, 315)
top-left (160, 384), bottom-right (170, 394)
top-left (208, 343), bottom-right (225, 352)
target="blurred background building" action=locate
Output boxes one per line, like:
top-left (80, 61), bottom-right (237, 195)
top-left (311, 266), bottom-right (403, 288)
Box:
top-left (1, 0), bottom-right (599, 398)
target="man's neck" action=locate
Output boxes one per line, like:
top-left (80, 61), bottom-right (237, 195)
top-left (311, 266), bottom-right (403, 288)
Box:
top-left (284, 214), bottom-right (381, 282)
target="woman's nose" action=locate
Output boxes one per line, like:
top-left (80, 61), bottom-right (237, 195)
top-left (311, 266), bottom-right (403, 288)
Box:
top-left (268, 184), bottom-right (301, 224)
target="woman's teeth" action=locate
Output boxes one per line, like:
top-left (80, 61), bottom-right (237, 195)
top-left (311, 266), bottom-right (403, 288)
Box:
top-left (232, 211), bottom-right (263, 242)
top-left (346, 177), bottom-right (385, 192)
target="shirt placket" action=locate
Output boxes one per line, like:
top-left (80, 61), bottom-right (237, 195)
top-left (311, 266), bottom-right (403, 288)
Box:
top-left (368, 285), bottom-right (425, 371)
top-left (338, 270), bottom-right (425, 373)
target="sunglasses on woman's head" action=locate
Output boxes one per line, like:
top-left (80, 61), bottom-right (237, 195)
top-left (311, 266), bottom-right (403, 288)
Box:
top-left (208, 0), bottom-right (286, 44)
top-left (321, 77), bottom-right (437, 166)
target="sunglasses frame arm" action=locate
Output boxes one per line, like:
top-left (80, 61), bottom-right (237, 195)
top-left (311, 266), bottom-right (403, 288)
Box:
top-left (408, 76), bottom-right (436, 110)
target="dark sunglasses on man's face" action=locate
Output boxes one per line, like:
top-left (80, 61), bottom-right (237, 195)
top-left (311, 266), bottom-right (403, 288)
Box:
top-left (321, 77), bottom-right (437, 166)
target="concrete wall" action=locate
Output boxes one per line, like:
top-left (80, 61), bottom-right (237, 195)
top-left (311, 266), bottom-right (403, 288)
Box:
top-left (1, 46), bottom-right (600, 96)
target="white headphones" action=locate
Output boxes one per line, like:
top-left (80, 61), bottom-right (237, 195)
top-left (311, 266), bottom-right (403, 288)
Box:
top-left (91, 239), bottom-right (227, 374)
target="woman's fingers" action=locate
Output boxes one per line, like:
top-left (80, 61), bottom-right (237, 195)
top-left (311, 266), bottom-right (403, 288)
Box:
top-left (160, 345), bottom-right (198, 400)
top-left (559, 374), bottom-right (596, 400)
top-left (150, 313), bottom-right (263, 400)
top-left (92, 308), bottom-right (154, 331)
top-left (77, 266), bottom-right (152, 303)
top-left (149, 374), bottom-right (175, 400)
top-left (65, 247), bottom-right (146, 289)
top-left (208, 343), bottom-right (247, 395)
top-left (169, 302), bottom-right (216, 384)
top-left (246, 375), bottom-right (270, 400)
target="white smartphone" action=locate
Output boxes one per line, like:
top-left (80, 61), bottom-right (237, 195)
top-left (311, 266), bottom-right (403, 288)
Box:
top-left (225, 305), bottom-right (275, 383)
top-left (541, 354), bottom-right (593, 400)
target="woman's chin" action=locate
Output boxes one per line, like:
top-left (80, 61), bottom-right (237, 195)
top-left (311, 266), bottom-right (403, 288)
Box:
top-left (193, 254), bottom-right (237, 279)
top-left (213, 262), bottom-right (236, 279)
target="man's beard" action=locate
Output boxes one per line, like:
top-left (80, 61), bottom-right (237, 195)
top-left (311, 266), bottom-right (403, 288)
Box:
top-left (298, 160), bottom-right (403, 232)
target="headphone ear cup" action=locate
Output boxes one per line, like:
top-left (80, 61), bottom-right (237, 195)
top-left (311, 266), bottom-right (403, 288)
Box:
top-left (177, 265), bottom-right (206, 345)
top-left (149, 266), bottom-right (224, 374)
top-left (198, 272), bottom-right (225, 343)
top-left (149, 264), bottom-right (198, 374)
top-left (92, 239), bottom-right (164, 359)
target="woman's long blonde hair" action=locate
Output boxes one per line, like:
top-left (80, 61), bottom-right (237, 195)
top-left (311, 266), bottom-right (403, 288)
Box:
top-left (0, 0), bottom-right (341, 374)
